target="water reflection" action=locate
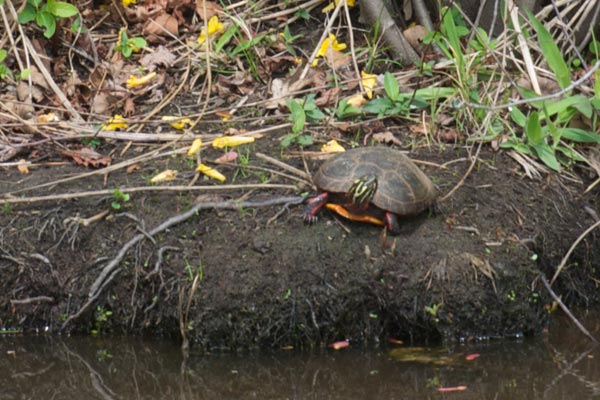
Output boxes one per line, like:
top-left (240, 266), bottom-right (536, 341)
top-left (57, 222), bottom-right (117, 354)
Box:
top-left (2, 314), bottom-right (600, 399)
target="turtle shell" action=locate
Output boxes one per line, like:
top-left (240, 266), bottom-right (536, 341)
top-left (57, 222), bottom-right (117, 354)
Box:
top-left (313, 147), bottom-right (436, 216)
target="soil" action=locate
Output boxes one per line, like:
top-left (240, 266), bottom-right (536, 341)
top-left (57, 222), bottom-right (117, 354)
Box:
top-left (2, 138), bottom-right (599, 350)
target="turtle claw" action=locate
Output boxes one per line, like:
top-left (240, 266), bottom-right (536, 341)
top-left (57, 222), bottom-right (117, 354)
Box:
top-left (303, 213), bottom-right (318, 224)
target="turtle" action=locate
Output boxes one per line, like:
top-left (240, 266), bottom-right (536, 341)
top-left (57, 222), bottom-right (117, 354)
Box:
top-left (303, 147), bottom-right (436, 235)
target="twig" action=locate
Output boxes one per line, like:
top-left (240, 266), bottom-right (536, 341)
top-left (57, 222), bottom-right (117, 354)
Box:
top-left (0, 184), bottom-right (298, 205)
top-left (11, 296), bottom-right (54, 305)
top-left (255, 152), bottom-right (312, 181)
top-left (439, 141), bottom-right (482, 202)
top-left (60, 196), bottom-right (306, 329)
top-left (550, 219), bottom-right (600, 285)
top-left (541, 274), bottom-right (598, 343)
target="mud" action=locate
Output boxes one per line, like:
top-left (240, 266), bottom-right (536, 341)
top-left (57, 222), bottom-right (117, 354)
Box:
top-left (1, 141), bottom-right (599, 349)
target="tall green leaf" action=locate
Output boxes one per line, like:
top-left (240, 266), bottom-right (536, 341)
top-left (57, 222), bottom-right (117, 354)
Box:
top-left (527, 10), bottom-right (570, 89)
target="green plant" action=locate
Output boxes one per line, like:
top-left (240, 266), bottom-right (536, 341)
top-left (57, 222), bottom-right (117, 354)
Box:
top-left (111, 188), bottom-right (130, 210)
top-left (184, 258), bottom-right (203, 282)
top-left (425, 304), bottom-right (440, 322)
top-left (91, 306), bottom-right (112, 335)
top-left (0, 49), bottom-right (11, 80)
top-left (282, 94), bottom-right (325, 147)
top-left (18, 0), bottom-right (79, 39)
top-left (2, 204), bottom-right (13, 215)
top-left (363, 72), bottom-right (455, 117)
top-left (114, 28), bottom-right (147, 58)
top-left (500, 12), bottom-right (600, 171)
top-left (334, 98), bottom-right (362, 119)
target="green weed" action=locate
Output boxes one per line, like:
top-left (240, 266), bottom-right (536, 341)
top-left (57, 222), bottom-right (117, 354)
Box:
top-left (282, 94), bottom-right (325, 147)
top-left (18, 0), bottom-right (79, 39)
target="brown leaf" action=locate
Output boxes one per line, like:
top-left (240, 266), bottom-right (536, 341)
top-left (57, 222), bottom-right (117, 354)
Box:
top-left (140, 46), bottom-right (177, 70)
top-left (314, 87), bottom-right (340, 107)
top-left (403, 25), bottom-right (428, 53)
top-left (144, 13), bottom-right (179, 40)
top-left (372, 131), bottom-right (402, 146)
top-left (196, 0), bottom-right (222, 20)
top-left (61, 148), bottom-right (111, 168)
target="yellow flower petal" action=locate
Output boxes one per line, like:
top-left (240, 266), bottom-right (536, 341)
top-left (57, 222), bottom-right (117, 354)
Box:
top-left (151, 169), bottom-right (178, 183)
top-left (361, 70), bottom-right (377, 99)
top-left (161, 116), bottom-right (193, 130)
top-left (347, 93), bottom-right (367, 107)
top-left (196, 163), bottom-right (226, 182)
top-left (102, 115), bottom-right (128, 131)
top-left (187, 138), bottom-right (203, 156)
top-left (122, 0), bottom-right (136, 6)
top-left (321, 140), bottom-right (345, 153)
top-left (197, 16), bottom-right (224, 45)
top-left (315, 34), bottom-right (346, 60)
top-left (322, 0), bottom-right (355, 12)
top-left (212, 136), bottom-right (255, 149)
top-left (126, 72), bottom-right (157, 89)
top-left (321, 2), bottom-right (334, 12)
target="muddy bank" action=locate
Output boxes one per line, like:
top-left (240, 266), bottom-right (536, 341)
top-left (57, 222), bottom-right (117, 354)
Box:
top-left (1, 144), bottom-right (598, 349)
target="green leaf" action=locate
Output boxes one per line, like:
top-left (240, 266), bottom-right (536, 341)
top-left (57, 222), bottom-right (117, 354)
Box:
top-left (215, 25), bottom-right (237, 54)
top-left (526, 10), bottom-right (570, 89)
top-left (383, 72), bottom-right (400, 101)
top-left (287, 99), bottom-right (305, 134)
top-left (557, 128), bottom-right (600, 143)
top-left (525, 111), bottom-right (544, 145)
top-left (48, 1), bottom-right (78, 18)
top-left (306, 107), bottom-right (325, 122)
top-left (532, 143), bottom-right (560, 171)
top-left (122, 46), bottom-right (132, 58)
top-left (0, 49), bottom-right (6, 63)
top-left (233, 34), bottom-right (266, 55)
top-left (20, 68), bottom-right (31, 80)
top-left (556, 145), bottom-right (585, 162)
top-left (18, 4), bottom-right (37, 24)
top-left (544, 95), bottom-right (592, 119)
top-left (500, 141), bottom-right (532, 155)
top-left (280, 134), bottom-right (294, 148)
top-left (36, 11), bottom-right (56, 38)
top-left (509, 107), bottom-right (527, 127)
top-left (296, 134), bottom-right (313, 147)
top-left (362, 98), bottom-right (393, 115)
top-left (128, 37), bottom-right (147, 50)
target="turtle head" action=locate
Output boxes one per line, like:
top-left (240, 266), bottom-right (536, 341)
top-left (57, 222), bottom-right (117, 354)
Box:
top-left (347, 175), bottom-right (378, 206)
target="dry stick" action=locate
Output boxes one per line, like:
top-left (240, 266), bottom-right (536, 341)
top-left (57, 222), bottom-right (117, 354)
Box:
top-left (0, 184), bottom-right (297, 205)
top-left (60, 196), bottom-right (305, 329)
top-left (550, 219), bottom-right (600, 285)
top-left (299, 0), bottom-right (345, 81)
top-left (439, 142), bottom-right (483, 202)
top-left (343, 1), bottom-right (363, 93)
top-left (255, 152), bottom-right (312, 181)
top-left (508, 0), bottom-right (541, 95)
top-left (541, 275), bottom-right (598, 344)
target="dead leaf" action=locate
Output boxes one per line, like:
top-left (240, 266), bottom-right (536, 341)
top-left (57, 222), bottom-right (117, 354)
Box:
top-left (140, 46), bottom-right (177, 70)
top-left (61, 148), bottom-right (111, 168)
top-left (127, 163), bottom-right (141, 173)
top-left (403, 25), bottom-right (428, 53)
top-left (196, 0), bottom-right (222, 20)
top-left (314, 87), bottom-right (340, 107)
top-left (214, 151), bottom-right (238, 163)
top-left (372, 131), bottom-right (402, 146)
top-left (17, 159), bottom-right (29, 174)
top-left (144, 13), bottom-right (179, 40)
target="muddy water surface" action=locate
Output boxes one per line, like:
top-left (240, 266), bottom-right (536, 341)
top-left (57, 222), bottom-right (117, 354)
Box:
top-left (2, 312), bottom-right (600, 399)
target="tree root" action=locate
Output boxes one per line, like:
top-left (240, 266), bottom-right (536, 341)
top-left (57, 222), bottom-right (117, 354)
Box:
top-left (60, 196), bottom-right (306, 330)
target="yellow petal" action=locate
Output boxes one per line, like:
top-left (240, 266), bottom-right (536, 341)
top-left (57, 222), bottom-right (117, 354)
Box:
top-left (196, 163), bottom-right (226, 182)
top-left (361, 70), bottom-right (377, 99)
top-left (187, 138), bottom-right (203, 156)
top-left (151, 169), bottom-right (178, 183)
top-left (315, 34), bottom-right (346, 60)
top-left (347, 93), bottom-right (367, 107)
top-left (198, 16), bottom-right (224, 44)
top-left (126, 72), bottom-right (157, 89)
top-left (321, 2), bottom-right (334, 12)
top-left (161, 116), bottom-right (193, 130)
top-left (36, 112), bottom-right (59, 123)
top-left (122, 0), bottom-right (136, 6)
top-left (102, 115), bottom-right (128, 131)
top-left (212, 136), bottom-right (255, 149)
top-left (17, 159), bottom-right (29, 174)
top-left (321, 140), bottom-right (345, 153)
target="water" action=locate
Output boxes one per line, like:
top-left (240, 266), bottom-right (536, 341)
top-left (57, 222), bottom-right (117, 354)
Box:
top-left (2, 314), bottom-right (600, 399)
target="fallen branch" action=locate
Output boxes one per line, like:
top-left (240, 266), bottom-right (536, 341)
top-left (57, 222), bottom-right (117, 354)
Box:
top-left (541, 274), bottom-right (598, 344)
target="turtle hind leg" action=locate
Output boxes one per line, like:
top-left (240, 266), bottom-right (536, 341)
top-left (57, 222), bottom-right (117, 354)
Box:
top-left (385, 212), bottom-right (401, 235)
top-left (303, 192), bottom-right (329, 223)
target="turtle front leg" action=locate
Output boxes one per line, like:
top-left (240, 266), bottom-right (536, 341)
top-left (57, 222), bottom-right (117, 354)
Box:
top-left (384, 212), bottom-right (401, 235)
top-left (303, 192), bottom-right (329, 223)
